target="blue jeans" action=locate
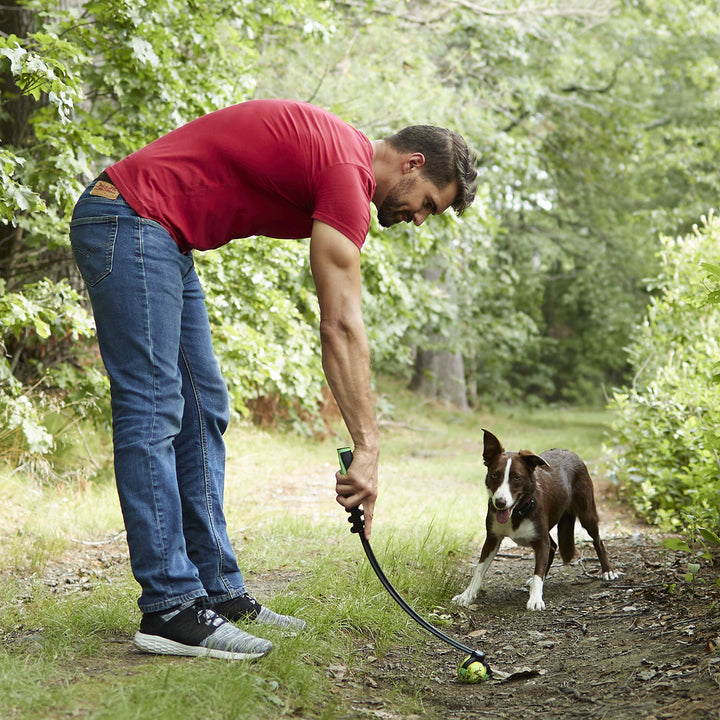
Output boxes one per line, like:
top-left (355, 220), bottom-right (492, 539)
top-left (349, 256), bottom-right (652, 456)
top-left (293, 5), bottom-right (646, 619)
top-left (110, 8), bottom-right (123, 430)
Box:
top-left (70, 180), bottom-right (247, 612)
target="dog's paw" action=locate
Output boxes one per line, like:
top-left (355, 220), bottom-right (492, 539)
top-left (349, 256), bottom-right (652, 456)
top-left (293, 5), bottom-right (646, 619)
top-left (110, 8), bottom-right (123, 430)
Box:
top-left (452, 593), bottom-right (473, 607)
top-left (526, 576), bottom-right (545, 610)
top-left (526, 597), bottom-right (546, 611)
top-left (603, 570), bottom-right (619, 581)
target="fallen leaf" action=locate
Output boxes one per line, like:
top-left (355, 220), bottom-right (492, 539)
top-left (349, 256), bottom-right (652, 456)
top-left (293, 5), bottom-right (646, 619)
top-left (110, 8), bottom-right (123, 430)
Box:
top-left (467, 629), bottom-right (487, 638)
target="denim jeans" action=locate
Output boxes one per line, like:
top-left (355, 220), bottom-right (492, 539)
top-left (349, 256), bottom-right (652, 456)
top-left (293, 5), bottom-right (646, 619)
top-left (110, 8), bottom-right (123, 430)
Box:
top-left (70, 180), bottom-right (247, 612)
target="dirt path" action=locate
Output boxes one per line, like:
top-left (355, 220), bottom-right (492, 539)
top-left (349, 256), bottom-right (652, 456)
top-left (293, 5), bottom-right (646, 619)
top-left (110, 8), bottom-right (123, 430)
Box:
top-left (337, 482), bottom-right (720, 720)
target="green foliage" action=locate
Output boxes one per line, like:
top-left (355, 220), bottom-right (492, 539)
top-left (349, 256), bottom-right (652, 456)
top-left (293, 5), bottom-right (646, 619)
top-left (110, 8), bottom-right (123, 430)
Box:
top-left (664, 529), bottom-right (720, 587)
top-left (0, 29), bottom-right (83, 114)
top-left (255, 0), bottom-right (720, 406)
top-left (361, 207), bottom-right (499, 374)
top-left (253, 4), bottom-right (568, 404)
top-left (0, 277), bottom-right (105, 459)
top-left (608, 214), bottom-right (720, 533)
top-left (196, 238), bottom-right (325, 425)
top-left (0, 148), bottom-right (44, 222)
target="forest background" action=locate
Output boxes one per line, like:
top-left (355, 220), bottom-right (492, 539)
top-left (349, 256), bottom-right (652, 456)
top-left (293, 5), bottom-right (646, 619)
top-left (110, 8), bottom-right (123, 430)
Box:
top-left (1, 0), bottom-right (719, 540)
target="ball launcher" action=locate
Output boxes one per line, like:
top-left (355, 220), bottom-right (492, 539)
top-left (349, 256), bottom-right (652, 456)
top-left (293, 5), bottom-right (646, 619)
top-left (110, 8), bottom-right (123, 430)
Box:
top-left (337, 447), bottom-right (491, 683)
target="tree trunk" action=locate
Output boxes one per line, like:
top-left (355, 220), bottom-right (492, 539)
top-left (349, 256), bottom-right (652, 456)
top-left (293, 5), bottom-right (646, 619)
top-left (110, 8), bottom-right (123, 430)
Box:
top-left (0, 1), bottom-right (36, 147)
top-left (409, 347), bottom-right (468, 410)
top-left (0, 0), bottom-right (38, 285)
top-left (408, 264), bottom-right (469, 410)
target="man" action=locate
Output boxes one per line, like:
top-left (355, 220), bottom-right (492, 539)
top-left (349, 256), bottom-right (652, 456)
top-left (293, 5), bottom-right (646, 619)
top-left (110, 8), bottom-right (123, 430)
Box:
top-left (69, 98), bottom-right (477, 660)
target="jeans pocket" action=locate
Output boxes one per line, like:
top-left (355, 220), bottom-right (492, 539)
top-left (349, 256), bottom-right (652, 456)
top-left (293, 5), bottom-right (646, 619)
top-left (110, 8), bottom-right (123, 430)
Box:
top-left (70, 216), bottom-right (118, 287)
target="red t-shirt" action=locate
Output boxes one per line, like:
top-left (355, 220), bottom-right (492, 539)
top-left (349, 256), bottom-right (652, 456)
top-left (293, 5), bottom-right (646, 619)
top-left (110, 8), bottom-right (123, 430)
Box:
top-left (106, 99), bottom-right (375, 252)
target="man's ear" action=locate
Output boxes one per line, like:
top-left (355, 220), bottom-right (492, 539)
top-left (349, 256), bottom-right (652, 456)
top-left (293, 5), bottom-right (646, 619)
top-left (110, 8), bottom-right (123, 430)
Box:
top-left (403, 152), bottom-right (426, 173)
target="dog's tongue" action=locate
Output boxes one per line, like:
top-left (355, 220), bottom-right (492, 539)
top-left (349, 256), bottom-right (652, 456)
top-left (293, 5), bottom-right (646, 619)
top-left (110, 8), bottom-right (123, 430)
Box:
top-left (496, 507), bottom-right (512, 524)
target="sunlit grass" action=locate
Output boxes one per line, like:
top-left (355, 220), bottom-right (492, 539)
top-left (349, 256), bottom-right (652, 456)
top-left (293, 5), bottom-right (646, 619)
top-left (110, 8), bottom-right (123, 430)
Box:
top-left (0, 472), bottom-right (124, 575)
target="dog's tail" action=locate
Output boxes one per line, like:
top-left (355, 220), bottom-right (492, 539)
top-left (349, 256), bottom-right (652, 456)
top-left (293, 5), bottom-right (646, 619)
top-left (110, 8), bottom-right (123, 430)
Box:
top-left (557, 513), bottom-right (578, 564)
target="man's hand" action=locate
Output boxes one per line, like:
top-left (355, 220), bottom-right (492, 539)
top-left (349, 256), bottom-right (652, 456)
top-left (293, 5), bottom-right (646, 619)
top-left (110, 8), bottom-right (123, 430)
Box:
top-left (335, 445), bottom-right (378, 538)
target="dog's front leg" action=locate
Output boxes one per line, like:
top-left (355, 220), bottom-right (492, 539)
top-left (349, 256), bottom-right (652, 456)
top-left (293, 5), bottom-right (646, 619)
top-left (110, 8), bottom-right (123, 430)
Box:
top-left (527, 537), bottom-right (551, 611)
top-left (452, 534), bottom-right (501, 607)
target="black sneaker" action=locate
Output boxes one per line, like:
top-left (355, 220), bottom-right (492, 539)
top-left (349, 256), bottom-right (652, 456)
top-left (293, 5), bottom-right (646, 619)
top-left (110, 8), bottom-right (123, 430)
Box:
top-left (133, 602), bottom-right (272, 660)
top-left (211, 592), bottom-right (307, 631)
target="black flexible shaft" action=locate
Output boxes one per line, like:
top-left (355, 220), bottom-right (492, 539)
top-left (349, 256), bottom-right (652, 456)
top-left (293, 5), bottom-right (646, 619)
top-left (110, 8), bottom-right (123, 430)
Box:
top-left (338, 448), bottom-right (489, 669)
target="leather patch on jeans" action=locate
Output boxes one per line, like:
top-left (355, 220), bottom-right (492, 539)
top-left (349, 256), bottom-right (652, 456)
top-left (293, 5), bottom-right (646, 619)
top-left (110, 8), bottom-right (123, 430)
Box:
top-left (90, 180), bottom-right (120, 200)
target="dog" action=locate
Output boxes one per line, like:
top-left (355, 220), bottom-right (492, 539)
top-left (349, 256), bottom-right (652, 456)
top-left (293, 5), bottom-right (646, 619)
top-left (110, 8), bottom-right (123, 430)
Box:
top-left (452, 429), bottom-right (618, 611)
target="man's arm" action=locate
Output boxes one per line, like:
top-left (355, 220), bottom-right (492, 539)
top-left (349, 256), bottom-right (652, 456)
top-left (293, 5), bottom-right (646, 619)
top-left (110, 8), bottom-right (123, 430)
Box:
top-left (309, 220), bottom-right (379, 538)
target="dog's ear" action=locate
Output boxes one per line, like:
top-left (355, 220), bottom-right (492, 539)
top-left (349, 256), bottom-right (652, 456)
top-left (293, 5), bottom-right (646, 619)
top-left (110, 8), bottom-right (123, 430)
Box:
top-left (518, 449), bottom-right (550, 472)
top-left (482, 429), bottom-right (504, 466)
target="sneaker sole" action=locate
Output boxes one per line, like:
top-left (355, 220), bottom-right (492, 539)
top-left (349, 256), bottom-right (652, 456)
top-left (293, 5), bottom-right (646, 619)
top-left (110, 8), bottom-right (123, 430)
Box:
top-left (133, 632), bottom-right (271, 660)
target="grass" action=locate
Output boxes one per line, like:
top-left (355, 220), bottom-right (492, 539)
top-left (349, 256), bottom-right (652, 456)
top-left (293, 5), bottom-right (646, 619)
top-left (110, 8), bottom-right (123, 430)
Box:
top-left (0, 381), bottom-right (613, 719)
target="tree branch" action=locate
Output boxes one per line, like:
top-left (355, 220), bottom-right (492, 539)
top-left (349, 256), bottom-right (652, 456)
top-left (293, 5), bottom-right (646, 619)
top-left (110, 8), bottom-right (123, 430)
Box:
top-left (561, 61), bottom-right (623, 95)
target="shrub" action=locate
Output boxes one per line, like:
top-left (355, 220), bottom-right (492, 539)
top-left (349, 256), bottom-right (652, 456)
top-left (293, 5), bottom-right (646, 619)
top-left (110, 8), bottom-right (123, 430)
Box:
top-left (608, 214), bottom-right (720, 534)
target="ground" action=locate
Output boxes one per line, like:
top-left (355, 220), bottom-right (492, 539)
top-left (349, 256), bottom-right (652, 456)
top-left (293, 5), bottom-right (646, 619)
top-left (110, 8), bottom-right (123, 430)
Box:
top-left (341, 536), bottom-right (720, 720)
top-left (19, 480), bottom-right (720, 720)
top-left (338, 482), bottom-right (720, 720)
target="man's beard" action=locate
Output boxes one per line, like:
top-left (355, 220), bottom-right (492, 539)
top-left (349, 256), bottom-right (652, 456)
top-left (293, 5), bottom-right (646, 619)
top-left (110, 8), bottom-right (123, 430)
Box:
top-left (376, 175), bottom-right (417, 228)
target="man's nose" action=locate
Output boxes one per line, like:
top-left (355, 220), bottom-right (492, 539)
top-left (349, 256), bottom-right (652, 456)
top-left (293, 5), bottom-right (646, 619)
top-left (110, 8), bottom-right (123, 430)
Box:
top-left (413, 209), bottom-right (430, 226)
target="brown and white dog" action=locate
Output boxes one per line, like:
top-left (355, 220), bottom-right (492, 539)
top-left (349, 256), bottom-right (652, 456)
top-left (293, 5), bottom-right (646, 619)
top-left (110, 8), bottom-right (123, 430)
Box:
top-left (452, 429), bottom-right (618, 611)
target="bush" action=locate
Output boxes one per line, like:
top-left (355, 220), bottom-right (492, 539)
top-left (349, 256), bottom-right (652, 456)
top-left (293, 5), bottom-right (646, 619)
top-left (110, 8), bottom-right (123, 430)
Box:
top-left (0, 277), bottom-right (108, 465)
top-left (608, 214), bottom-right (720, 534)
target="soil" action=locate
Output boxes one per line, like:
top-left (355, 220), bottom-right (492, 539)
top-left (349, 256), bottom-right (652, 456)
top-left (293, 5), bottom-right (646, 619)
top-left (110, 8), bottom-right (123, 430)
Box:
top-left (14, 479), bottom-right (720, 720)
top-left (337, 481), bottom-right (720, 720)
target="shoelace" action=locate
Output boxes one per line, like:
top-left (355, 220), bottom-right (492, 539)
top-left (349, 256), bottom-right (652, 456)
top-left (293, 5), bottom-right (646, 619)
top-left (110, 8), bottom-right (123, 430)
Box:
top-left (240, 593), bottom-right (260, 613)
top-left (195, 601), bottom-right (224, 628)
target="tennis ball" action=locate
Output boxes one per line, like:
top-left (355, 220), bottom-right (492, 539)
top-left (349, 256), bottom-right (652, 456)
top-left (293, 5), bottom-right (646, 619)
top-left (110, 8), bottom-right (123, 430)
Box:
top-left (457, 654), bottom-right (489, 683)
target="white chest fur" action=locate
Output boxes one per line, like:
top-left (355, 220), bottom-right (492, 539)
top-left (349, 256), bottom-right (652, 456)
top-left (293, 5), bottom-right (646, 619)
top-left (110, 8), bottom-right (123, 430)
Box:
top-left (490, 516), bottom-right (537, 547)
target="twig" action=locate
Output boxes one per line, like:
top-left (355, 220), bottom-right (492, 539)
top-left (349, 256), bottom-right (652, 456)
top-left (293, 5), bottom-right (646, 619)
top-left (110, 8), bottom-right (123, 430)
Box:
top-left (71, 531), bottom-right (125, 546)
top-left (76, 423), bottom-right (101, 470)
top-left (632, 351), bottom-right (654, 392)
top-left (560, 682), bottom-right (595, 703)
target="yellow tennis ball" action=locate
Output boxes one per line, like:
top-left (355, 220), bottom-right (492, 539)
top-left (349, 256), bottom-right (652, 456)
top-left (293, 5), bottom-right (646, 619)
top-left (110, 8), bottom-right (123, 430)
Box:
top-left (457, 654), bottom-right (489, 683)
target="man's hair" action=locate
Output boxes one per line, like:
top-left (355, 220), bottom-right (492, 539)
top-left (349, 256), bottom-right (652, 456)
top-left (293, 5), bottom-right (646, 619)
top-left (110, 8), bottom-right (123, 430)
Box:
top-left (384, 125), bottom-right (478, 214)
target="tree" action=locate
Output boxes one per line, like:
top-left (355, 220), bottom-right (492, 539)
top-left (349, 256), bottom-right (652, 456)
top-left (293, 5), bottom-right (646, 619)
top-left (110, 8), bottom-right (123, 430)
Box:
top-left (0, 0), bottom-right (335, 463)
top-left (308, 0), bottom-right (720, 406)
top-left (408, 266), bottom-right (469, 409)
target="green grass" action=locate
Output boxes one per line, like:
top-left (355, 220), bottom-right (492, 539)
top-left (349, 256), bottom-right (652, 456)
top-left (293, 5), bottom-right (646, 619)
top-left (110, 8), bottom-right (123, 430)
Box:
top-left (0, 383), bottom-right (613, 719)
